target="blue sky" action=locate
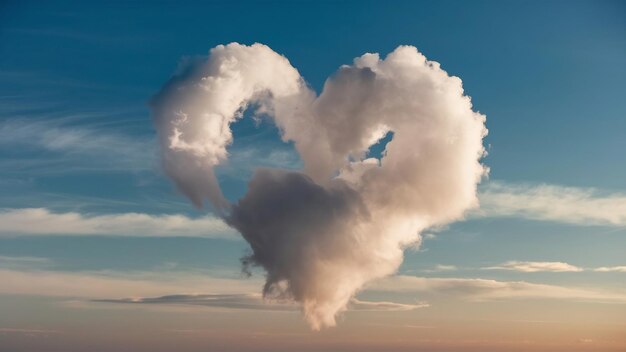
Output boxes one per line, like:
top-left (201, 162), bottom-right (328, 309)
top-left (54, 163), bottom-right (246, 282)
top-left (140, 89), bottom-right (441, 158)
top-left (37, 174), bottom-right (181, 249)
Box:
top-left (0, 1), bottom-right (625, 351)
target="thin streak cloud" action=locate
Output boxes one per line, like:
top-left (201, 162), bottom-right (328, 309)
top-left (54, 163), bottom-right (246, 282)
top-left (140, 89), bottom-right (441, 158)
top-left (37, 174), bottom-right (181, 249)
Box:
top-left (0, 328), bottom-right (62, 335)
top-left (483, 261), bottom-right (584, 272)
top-left (0, 268), bottom-right (261, 298)
top-left (594, 266), bottom-right (626, 272)
top-left (369, 275), bottom-right (626, 303)
top-left (478, 182), bottom-right (626, 226)
top-left (0, 208), bottom-right (234, 238)
top-left (97, 294), bottom-right (427, 312)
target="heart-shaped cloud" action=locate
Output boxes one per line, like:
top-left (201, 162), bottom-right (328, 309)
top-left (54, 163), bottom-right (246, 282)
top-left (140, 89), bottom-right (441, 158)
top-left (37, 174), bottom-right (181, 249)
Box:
top-left (151, 43), bottom-right (488, 329)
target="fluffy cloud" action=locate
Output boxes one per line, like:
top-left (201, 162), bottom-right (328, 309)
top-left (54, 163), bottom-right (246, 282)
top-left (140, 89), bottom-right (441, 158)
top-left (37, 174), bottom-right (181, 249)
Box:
top-left (478, 182), bottom-right (626, 226)
top-left (483, 261), bottom-right (584, 272)
top-left (151, 43), bottom-right (487, 329)
top-left (0, 208), bottom-right (234, 238)
top-left (150, 44), bottom-right (305, 210)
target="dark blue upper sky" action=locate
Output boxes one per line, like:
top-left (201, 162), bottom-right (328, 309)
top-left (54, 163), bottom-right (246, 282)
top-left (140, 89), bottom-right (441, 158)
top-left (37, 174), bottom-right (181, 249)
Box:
top-left (2, 1), bottom-right (625, 198)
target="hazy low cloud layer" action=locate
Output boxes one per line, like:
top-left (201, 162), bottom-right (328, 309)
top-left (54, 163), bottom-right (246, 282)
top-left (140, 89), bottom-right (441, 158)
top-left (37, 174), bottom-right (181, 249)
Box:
top-left (479, 182), bottom-right (626, 226)
top-left (0, 208), bottom-right (233, 238)
top-left (370, 275), bottom-right (626, 303)
top-left (0, 268), bottom-right (261, 298)
top-left (151, 43), bottom-right (488, 329)
top-left (99, 293), bottom-right (427, 312)
top-left (2, 268), bottom-right (623, 307)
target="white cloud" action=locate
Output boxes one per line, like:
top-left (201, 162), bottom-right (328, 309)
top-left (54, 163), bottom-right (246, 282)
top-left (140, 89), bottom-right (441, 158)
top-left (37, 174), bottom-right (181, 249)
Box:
top-left (478, 182), bottom-right (626, 226)
top-left (152, 42), bottom-right (488, 330)
top-left (483, 261), bottom-right (584, 272)
top-left (594, 266), bottom-right (626, 272)
top-left (0, 208), bottom-right (234, 238)
top-left (369, 275), bottom-right (626, 303)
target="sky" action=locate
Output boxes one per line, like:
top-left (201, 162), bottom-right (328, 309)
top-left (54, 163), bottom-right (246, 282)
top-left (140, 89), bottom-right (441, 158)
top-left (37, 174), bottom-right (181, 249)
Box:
top-left (0, 0), bottom-right (625, 351)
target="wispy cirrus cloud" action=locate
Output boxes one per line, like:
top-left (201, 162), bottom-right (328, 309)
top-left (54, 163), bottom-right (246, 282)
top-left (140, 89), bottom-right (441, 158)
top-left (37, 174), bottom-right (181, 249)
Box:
top-left (0, 115), bottom-right (299, 177)
top-left (478, 182), bottom-right (626, 226)
top-left (0, 208), bottom-right (234, 238)
top-left (0, 118), bottom-right (155, 174)
top-left (483, 261), bottom-right (584, 272)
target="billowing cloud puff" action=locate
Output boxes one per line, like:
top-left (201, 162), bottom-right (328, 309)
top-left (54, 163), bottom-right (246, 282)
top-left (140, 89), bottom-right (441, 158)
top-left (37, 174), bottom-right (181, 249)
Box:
top-left (151, 43), bottom-right (487, 329)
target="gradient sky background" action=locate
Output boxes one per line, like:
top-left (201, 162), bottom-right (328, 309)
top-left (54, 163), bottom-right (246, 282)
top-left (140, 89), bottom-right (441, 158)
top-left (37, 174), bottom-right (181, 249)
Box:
top-left (1, 1), bottom-right (625, 351)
